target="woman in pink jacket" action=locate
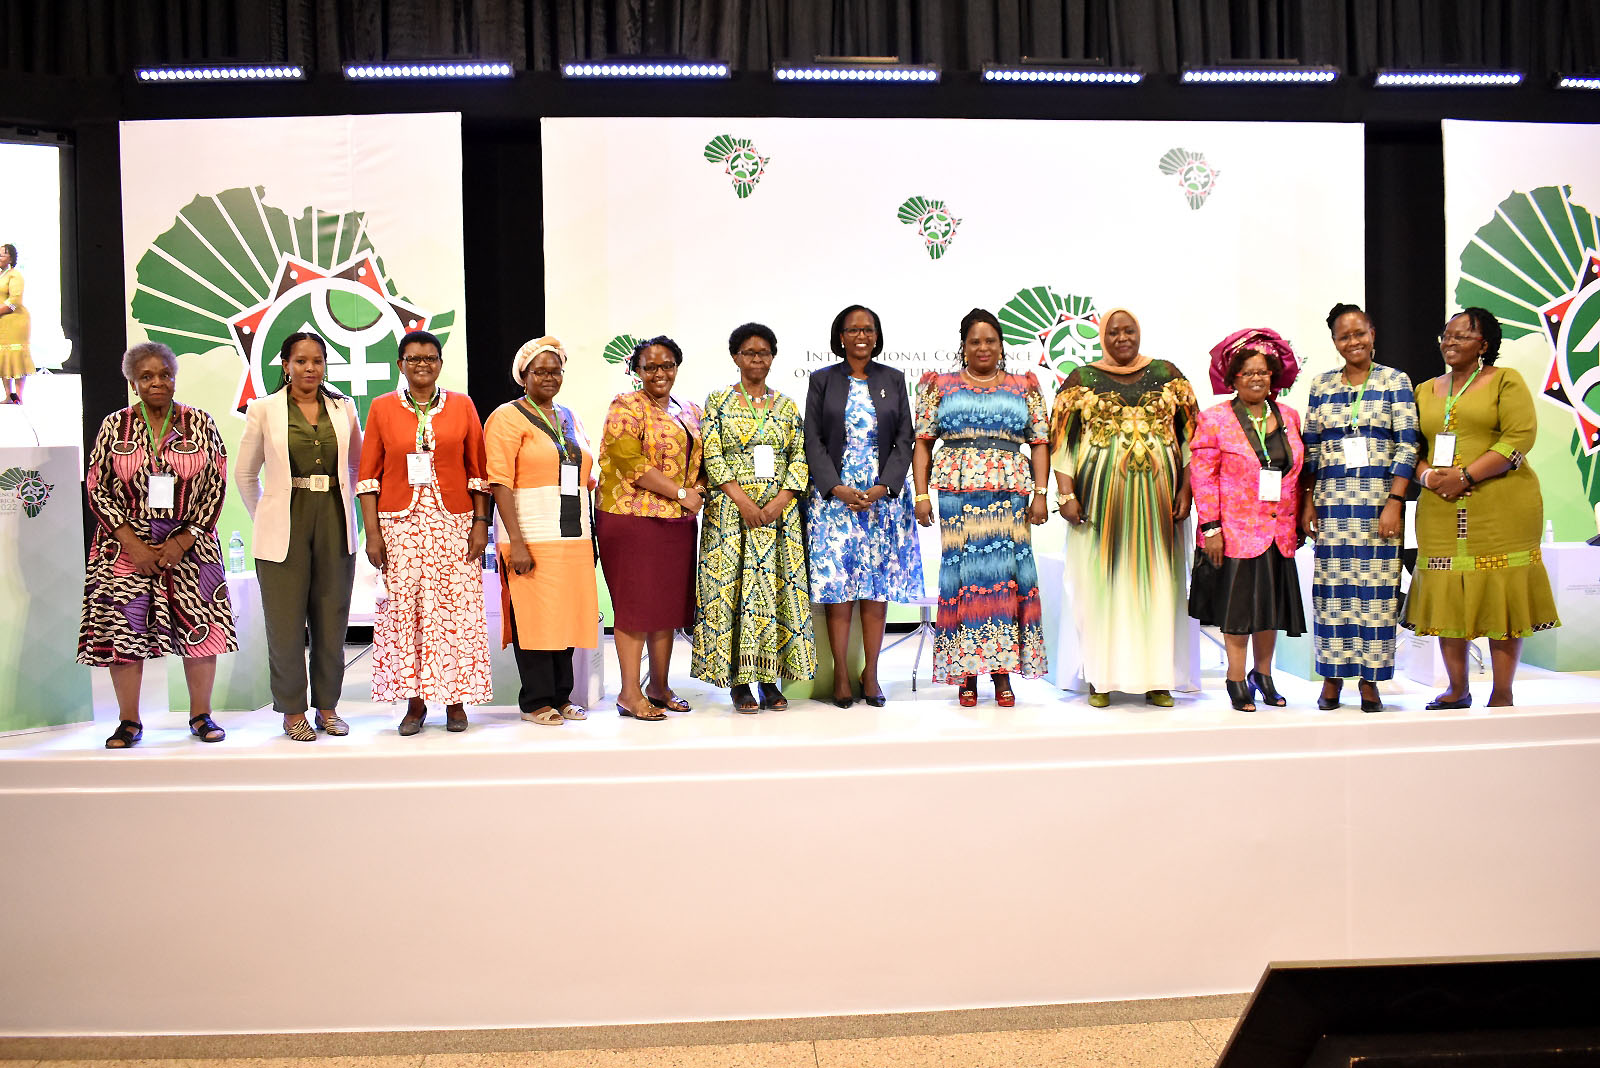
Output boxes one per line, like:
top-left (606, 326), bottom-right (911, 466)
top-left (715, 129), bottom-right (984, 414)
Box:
top-left (1189, 328), bottom-right (1307, 711)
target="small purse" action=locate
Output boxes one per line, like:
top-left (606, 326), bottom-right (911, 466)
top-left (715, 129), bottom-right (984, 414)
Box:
top-left (1187, 551), bottom-right (1221, 624)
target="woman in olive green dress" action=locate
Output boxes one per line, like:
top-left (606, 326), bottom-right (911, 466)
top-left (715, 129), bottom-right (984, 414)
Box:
top-left (1404, 307), bottom-right (1559, 708)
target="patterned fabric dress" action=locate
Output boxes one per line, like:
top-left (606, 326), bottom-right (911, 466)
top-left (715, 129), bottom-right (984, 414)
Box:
top-left (78, 404), bottom-right (237, 665)
top-left (691, 386), bottom-right (816, 686)
top-left (915, 371), bottom-right (1049, 682)
top-left (807, 378), bottom-right (924, 603)
top-left (1049, 361), bottom-right (1198, 691)
top-left (1301, 364), bottom-right (1419, 680)
top-left (1404, 367), bottom-right (1559, 640)
top-left (0, 267), bottom-right (32, 377)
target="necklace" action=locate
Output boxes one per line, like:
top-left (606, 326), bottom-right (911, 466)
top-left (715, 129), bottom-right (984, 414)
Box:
top-left (964, 367), bottom-right (1002, 385)
top-left (645, 391), bottom-right (672, 412)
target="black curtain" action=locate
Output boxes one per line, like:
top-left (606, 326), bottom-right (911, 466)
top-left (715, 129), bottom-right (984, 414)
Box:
top-left (8, 0), bottom-right (1598, 75)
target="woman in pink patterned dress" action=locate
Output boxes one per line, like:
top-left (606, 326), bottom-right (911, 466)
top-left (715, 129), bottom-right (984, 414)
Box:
top-left (356, 330), bottom-right (494, 735)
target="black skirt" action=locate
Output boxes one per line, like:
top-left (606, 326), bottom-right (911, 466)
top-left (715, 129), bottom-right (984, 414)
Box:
top-left (1189, 546), bottom-right (1306, 636)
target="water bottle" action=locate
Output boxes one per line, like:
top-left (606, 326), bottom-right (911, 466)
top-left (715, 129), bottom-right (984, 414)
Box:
top-left (1543, 520), bottom-right (1555, 545)
top-left (228, 530), bottom-right (245, 574)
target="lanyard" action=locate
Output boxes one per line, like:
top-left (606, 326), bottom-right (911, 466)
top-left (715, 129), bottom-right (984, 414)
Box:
top-left (1346, 373), bottom-right (1369, 428)
top-left (522, 399), bottom-right (570, 462)
top-left (1246, 403), bottom-right (1272, 466)
top-left (139, 401), bottom-right (174, 469)
top-left (1442, 364), bottom-right (1480, 430)
top-left (734, 382), bottom-right (773, 447)
top-left (402, 387), bottom-right (441, 451)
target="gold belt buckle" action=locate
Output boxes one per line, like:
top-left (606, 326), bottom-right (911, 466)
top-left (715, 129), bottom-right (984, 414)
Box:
top-left (307, 475), bottom-right (330, 492)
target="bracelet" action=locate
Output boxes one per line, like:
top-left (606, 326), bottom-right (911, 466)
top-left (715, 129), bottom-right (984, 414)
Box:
top-left (913, 492), bottom-right (931, 503)
top-left (472, 515), bottom-right (489, 524)
top-left (1420, 469), bottom-right (1434, 490)
top-left (1387, 493), bottom-right (1406, 504)
top-left (1200, 522), bottom-right (1222, 537)
top-left (1032, 488), bottom-right (1047, 496)
top-left (1460, 469), bottom-right (1476, 487)
top-left (1058, 492), bottom-right (1077, 503)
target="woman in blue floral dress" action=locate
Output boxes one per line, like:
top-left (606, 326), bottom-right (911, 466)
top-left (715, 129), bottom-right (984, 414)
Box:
top-left (803, 305), bottom-right (924, 707)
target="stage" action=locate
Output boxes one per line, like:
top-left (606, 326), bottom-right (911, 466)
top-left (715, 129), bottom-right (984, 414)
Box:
top-left (3, 638), bottom-right (1599, 1038)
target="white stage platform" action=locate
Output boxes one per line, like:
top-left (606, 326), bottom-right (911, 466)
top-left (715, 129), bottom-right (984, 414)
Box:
top-left (3, 639), bottom-right (1600, 1037)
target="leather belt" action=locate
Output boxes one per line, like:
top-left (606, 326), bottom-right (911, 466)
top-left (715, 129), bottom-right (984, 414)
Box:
top-left (290, 475), bottom-right (332, 492)
top-left (940, 435), bottom-right (1023, 453)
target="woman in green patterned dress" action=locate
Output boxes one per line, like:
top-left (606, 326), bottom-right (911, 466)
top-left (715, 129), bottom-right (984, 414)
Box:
top-left (691, 323), bottom-right (816, 712)
top-left (1049, 308), bottom-right (1199, 707)
top-left (1404, 307), bottom-right (1559, 708)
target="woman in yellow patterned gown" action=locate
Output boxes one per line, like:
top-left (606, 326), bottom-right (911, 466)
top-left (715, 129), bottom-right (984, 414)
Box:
top-left (1049, 309), bottom-right (1198, 707)
top-left (0, 244), bottom-right (33, 404)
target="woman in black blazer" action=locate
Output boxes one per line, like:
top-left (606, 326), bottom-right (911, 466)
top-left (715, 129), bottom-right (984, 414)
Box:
top-left (803, 304), bottom-right (925, 707)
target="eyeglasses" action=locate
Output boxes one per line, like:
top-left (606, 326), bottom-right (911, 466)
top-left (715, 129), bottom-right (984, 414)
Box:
top-left (842, 326), bottom-right (877, 337)
top-left (736, 349), bottom-right (773, 359)
top-left (526, 368), bottom-right (564, 378)
top-left (1333, 330), bottom-right (1371, 344)
top-left (1438, 332), bottom-right (1482, 345)
top-left (401, 355), bottom-right (442, 365)
top-left (1236, 370), bottom-right (1273, 380)
top-left (637, 363), bottom-right (676, 375)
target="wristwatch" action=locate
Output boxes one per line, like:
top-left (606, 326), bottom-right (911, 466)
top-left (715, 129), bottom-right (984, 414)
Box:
top-left (676, 487), bottom-right (687, 501)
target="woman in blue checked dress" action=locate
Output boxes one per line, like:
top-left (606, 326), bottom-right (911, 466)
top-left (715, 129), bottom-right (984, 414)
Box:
top-left (1298, 303), bottom-right (1419, 712)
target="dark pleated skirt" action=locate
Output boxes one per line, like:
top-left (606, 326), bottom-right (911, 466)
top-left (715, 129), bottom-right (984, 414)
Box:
top-left (1190, 546), bottom-right (1306, 636)
top-left (596, 509), bottom-right (697, 631)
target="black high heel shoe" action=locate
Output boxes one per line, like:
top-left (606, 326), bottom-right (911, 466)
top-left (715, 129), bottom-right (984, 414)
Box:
top-left (1317, 679), bottom-right (1342, 711)
top-left (1247, 670), bottom-right (1287, 707)
top-left (1358, 681), bottom-right (1384, 714)
top-left (1225, 678), bottom-right (1256, 712)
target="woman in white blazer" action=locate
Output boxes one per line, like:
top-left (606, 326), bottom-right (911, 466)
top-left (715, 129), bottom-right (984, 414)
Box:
top-left (236, 332), bottom-right (364, 741)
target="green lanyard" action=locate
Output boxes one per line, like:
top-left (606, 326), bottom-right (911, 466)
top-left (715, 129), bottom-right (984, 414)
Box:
top-left (522, 399), bottom-right (570, 462)
top-left (1247, 403), bottom-right (1272, 464)
top-left (1442, 364), bottom-right (1481, 431)
top-left (735, 382), bottom-right (772, 447)
top-left (1346, 374), bottom-right (1369, 428)
top-left (403, 387), bottom-right (441, 451)
top-left (138, 401), bottom-right (174, 469)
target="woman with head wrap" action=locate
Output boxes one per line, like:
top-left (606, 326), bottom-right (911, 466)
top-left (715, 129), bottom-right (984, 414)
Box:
top-left (1188, 327), bottom-right (1307, 712)
top-left (1403, 307), bottom-right (1559, 709)
top-left (1297, 304), bottom-right (1419, 712)
top-left (484, 336), bottom-right (599, 725)
top-left (1047, 308), bottom-right (1198, 707)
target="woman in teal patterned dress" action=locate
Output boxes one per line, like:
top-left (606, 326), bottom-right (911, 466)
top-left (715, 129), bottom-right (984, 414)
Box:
top-left (911, 308), bottom-right (1050, 705)
top-left (691, 323), bottom-right (816, 712)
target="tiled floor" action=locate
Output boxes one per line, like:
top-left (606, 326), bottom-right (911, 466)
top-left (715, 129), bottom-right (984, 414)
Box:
top-left (11, 1018), bottom-right (1238, 1068)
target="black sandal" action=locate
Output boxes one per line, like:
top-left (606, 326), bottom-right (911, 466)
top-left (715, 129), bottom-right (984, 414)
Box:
top-left (105, 720), bottom-right (143, 749)
top-left (758, 683), bottom-right (788, 711)
top-left (1247, 670), bottom-right (1286, 707)
top-left (732, 684), bottom-right (760, 713)
top-left (188, 713), bottom-right (225, 742)
top-left (1225, 679), bottom-right (1256, 712)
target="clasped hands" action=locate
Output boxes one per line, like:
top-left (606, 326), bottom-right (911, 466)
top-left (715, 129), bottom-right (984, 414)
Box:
top-left (1426, 466), bottom-right (1473, 503)
top-left (833, 483), bottom-right (886, 513)
top-left (119, 532), bottom-right (194, 576)
top-left (735, 497), bottom-right (788, 529)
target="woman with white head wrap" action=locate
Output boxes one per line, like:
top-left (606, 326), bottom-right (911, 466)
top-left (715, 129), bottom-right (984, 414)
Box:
top-left (483, 336), bottom-right (600, 725)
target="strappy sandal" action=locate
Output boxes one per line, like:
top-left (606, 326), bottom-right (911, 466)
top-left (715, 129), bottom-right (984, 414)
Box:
top-left (283, 715), bottom-right (316, 742)
top-left (646, 692), bottom-right (692, 713)
top-left (314, 710), bottom-right (349, 736)
top-left (188, 713), bottom-right (225, 742)
top-left (758, 683), bottom-right (788, 711)
top-left (731, 684), bottom-right (761, 714)
top-left (958, 676), bottom-right (978, 707)
top-left (617, 698), bottom-right (667, 721)
top-left (521, 707), bottom-right (564, 725)
top-left (105, 720), bottom-right (142, 749)
top-left (558, 703), bottom-right (589, 721)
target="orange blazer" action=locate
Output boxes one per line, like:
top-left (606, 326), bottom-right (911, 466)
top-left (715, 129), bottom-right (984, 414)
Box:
top-left (355, 389), bottom-right (488, 514)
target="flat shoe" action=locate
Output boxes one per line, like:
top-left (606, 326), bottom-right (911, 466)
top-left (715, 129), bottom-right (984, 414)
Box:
top-left (646, 692), bottom-right (692, 713)
top-left (105, 719), bottom-right (142, 749)
top-left (522, 707), bottom-right (564, 725)
top-left (558, 703), bottom-right (589, 721)
top-left (1425, 693), bottom-right (1472, 710)
top-left (758, 683), bottom-right (788, 711)
top-left (617, 699), bottom-right (667, 721)
top-left (731, 684), bottom-right (761, 714)
top-left (1145, 689), bottom-right (1174, 707)
top-left (283, 716), bottom-right (316, 742)
top-left (188, 712), bottom-right (226, 742)
top-left (1087, 687), bottom-right (1110, 708)
top-left (314, 711), bottom-right (349, 736)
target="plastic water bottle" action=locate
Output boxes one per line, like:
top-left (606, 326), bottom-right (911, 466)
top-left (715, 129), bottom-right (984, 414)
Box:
top-left (228, 530), bottom-right (245, 574)
top-left (1543, 520), bottom-right (1555, 545)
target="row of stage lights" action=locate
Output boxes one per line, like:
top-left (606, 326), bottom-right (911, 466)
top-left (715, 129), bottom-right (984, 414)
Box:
top-left (132, 59), bottom-right (1600, 89)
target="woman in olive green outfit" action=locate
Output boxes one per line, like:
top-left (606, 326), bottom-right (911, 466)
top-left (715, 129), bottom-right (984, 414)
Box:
top-left (237, 332), bottom-right (365, 740)
top-left (1404, 308), bottom-right (1559, 708)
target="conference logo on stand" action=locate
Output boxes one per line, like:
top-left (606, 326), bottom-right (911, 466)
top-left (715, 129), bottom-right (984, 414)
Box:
top-left (129, 186), bottom-right (456, 422)
top-left (1158, 148), bottom-right (1221, 210)
top-left (998, 286), bottom-right (1102, 385)
top-left (897, 196), bottom-right (961, 259)
top-left (1455, 184), bottom-right (1600, 506)
top-left (0, 467), bottom-right (51, 518)
top-left (703, 135), bottom-right (769, 198)
top-left (603, 333), bottom-right (645, 388)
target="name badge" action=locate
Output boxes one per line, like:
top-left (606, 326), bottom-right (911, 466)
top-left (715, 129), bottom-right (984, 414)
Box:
top-left (407, 451), bottom-right (434, 485)
top-left (559, 462), bottom-right (580, 496)
top-left (1257, 469), bottom-right (1283, 502)
top-left (148, 472), bottom-right (176, 510)
top-left (752, 443), bottom-right (777, 480)
top-left (1342, 433), bottom-right (1370, 470)
top-left (1432, 433), bottom-right (1456, 467)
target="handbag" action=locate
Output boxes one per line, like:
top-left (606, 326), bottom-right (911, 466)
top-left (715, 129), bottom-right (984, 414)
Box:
top-left (1188, 550), bottom-right (1221, 625)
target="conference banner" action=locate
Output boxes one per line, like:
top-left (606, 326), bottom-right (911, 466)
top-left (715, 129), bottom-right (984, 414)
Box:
top-left (119, 113), bottom-right (468, 561)
top-left (1444, 119), bottom-right (1600, 540)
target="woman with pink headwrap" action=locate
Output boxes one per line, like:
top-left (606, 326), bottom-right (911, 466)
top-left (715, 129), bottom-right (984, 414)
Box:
top-left (1188, 328), bottom-right (1307, 712)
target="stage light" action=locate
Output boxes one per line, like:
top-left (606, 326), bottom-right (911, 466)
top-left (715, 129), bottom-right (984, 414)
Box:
top-left (1181, 63), bottom-right (1340, 85)
top-left (982, 61), bottom-right (1143, 85)
top-left (774, 59), bottom-right (940, 84)
top-left (561, 59), bottom-right (730, 79)
top-left (1373, 69), bottom-right (1523, 87)
top-left (135, 64), bottom-right (305, 83)
top-left (342, 61), bottom-right (513, 80)
top-left (1555, 73), bottom-right (1600, 90)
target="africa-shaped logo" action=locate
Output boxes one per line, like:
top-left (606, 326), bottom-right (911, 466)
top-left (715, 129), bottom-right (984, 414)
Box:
top-left (998, 286), bottom-right (1102, 385)
top-left (1158, 148), bottom-right (1221, 210)
top-left (0, 467), bottom-right (52, 518)
top-left (129, 186), bottom-right (456, 423)
top-left (603, 333), bottom-right (645, 388)
top-left (1456, 185), bottom-right (1600, 464)
top-left (703, 135), bottom-right (769, 198)
top-left (897, 196), bottom-right (961, 260)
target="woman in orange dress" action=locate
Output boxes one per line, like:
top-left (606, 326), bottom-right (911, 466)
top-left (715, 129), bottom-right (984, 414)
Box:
top-left (485, 336), bottom-right (599, 725)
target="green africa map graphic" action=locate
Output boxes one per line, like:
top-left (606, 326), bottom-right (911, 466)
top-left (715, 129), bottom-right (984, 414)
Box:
top-left (129, 186), bottom-right (455, 422)
top-left (703, 135), bottom-right (769, 198)
top-left (999, 286), bottom-right (1103, 385)
top-left (1456, 184), bottom-right (1600, 509)
top-left (0, 467), bottom-right (52, 518)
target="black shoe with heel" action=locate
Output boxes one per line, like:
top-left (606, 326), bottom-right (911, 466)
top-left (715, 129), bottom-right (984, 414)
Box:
top-left (1358, 682), bottom-right (1384, 714)
top-left (1317, 680), bottom-right (1342, 711)
top-left (1247, 670), bottom-right (1286, 707)
top-left (1225, 678), bottom-right (1255, 712)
